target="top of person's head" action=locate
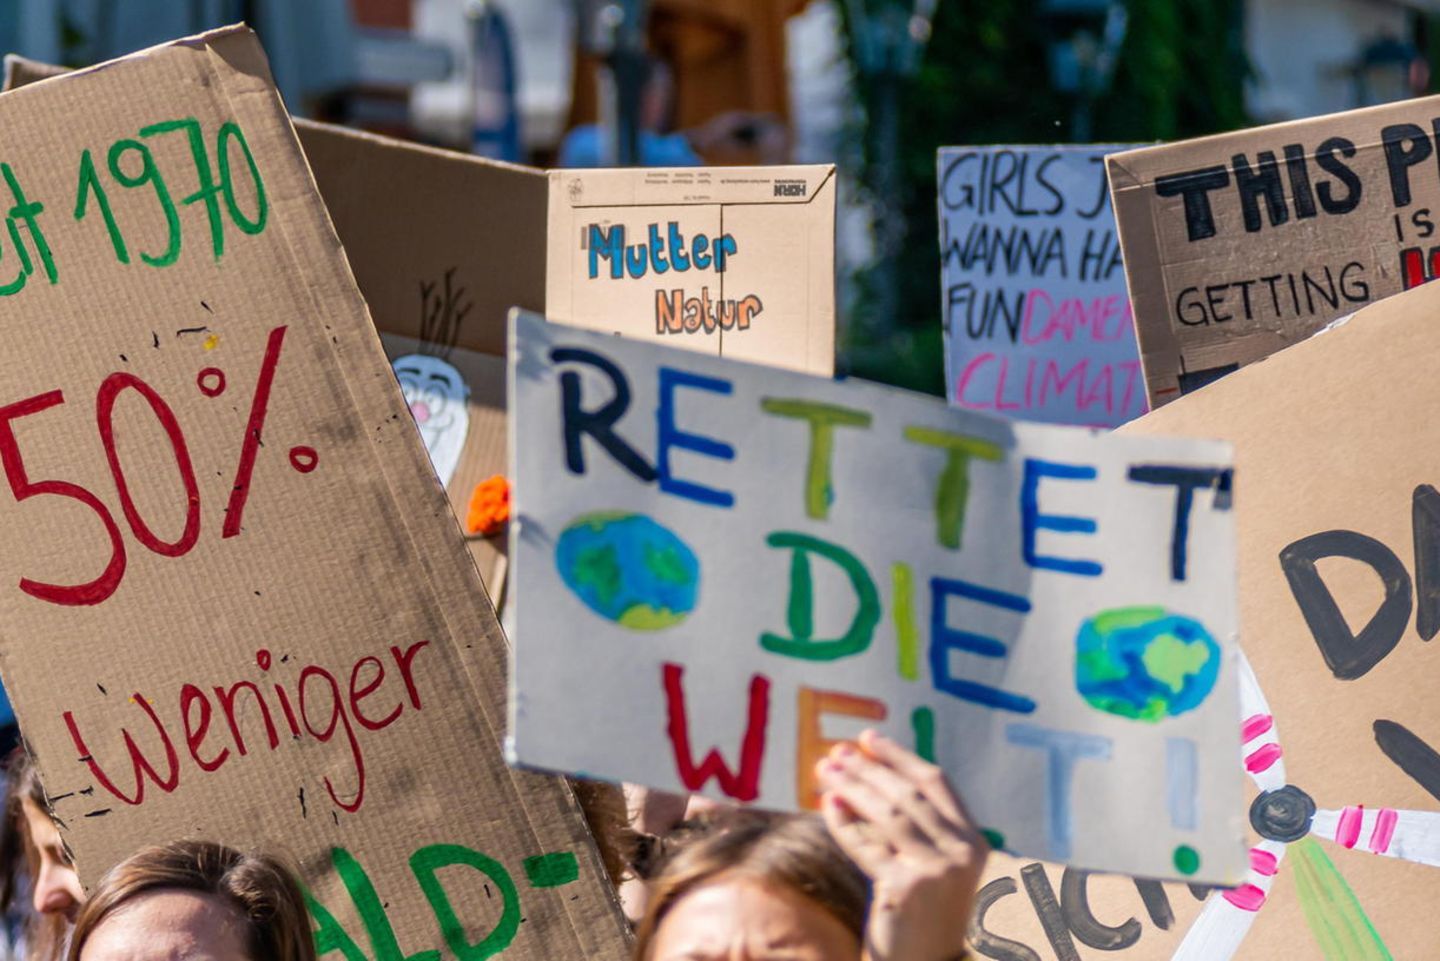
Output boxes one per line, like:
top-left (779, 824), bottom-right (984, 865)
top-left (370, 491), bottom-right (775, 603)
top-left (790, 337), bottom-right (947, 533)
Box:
top-left (6, 746), bottom-right (44, 809)
top-left (66, 840), bottom-right (315, 961)
top-left (632, 813), bottom-right (867, 959)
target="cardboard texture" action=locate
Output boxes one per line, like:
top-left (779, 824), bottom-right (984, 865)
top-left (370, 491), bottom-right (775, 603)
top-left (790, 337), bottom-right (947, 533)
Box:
top-left (0, 31), bottom-right (627, 959)
top-left (2, 53), bottom-right (67, 87)
top-left (1109, 94), bottom-right (1440, 407)
top-left (966, 277), bottom-right (1440, 959)
top-left (297, 121), bottom-right (545, 600)
top-left (939, 145), bottom-right (1146, 428)
top-left (5, 54), bottom-right (543, 605)
top-left (508, 310), bottom-right (1244, 882)
top-left (545, 165), bottom-right (836, 375)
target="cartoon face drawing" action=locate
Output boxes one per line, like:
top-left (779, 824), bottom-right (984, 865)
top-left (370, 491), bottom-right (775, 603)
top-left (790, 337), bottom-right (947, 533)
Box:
top-left (393, 353), bottom-right (470, 488)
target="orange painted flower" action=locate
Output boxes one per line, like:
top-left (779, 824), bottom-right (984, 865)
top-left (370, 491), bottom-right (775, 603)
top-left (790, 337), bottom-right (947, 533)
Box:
top-left (466, 474), bottom-right (511, 536)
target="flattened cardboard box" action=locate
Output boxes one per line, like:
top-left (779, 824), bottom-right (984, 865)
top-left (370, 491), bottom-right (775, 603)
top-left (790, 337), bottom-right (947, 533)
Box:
top-left (1109, 94), bottom-right (1440, 406)
top-left (5, 53), bottom-right (544, 607)
top-left (296, 120), bottom-right (546, 602)
top-left (962, 278), bottom-right (1440, 960)
top-left (547, 165), bottom-right (836, 375)
top-left (0, 31), bottom-right (626, 958)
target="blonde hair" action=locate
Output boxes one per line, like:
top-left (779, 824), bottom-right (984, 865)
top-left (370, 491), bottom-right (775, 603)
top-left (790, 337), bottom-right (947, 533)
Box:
top-left (67, 840), bottom-right (314, 961)
top-left (632, 814), bottom-right (867, 958)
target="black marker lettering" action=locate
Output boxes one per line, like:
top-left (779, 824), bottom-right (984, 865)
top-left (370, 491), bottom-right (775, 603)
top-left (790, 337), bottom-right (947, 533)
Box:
top-left (1279, 530), bottom-right (1411, 680)
top-left (1383, 123), bottom-right (1434, 208)
top-left (550, 347), bottom-right (658, 482)
top-left (1020, 863), bottom-right (1080, 961)
top-left (1155, 166), bottom-right (1230, 242)
top-left (1375, 719), bottom-right (1440, 802)
top-left (1315, 137), bottom-right (1362, 213)
top-left (1233, 151), bottom-right (1288, 232)
top-left (1414, 484), bottom-right (1440, 641)
top-left (969, 876), bottom-right (1043, 961)
top-left (1128, 466), bottom-right (1233, 582)
top-left (1060, 869), bottom-right (1142, 950)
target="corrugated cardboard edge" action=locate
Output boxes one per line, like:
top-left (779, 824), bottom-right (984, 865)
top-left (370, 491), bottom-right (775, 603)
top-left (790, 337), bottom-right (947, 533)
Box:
top-left (796, 166), bottom-right (837, 374)
top-left (294, 116), bottom-right (542, 180)
top-left (2, 53), bottom-right (67, 88)
top-left (1107, 92), bottom-right (1440, 181)
top-left (549, 163), bottom-right (835, 208)
top-left (1107, 153), bottom-right (1184, 406)
top-left (293, 117), bottom-right (547, 359)
top-left (6, 32), bottom-right (629, 955)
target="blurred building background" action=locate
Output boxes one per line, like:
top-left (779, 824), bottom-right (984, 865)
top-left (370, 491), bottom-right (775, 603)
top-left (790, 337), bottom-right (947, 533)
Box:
top-left (1, 0), bottom-right (1436, 394)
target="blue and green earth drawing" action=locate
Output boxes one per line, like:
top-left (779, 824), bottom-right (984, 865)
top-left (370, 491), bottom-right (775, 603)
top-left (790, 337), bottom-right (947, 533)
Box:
top-left (554, 512), bottom-right (699, 630)
top-left (1075, 606), bottom-right (1220, 722)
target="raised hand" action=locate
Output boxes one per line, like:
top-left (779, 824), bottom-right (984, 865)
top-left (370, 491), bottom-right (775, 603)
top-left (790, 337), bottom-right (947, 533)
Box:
top-left (816, 730), bottom-right (988, 961)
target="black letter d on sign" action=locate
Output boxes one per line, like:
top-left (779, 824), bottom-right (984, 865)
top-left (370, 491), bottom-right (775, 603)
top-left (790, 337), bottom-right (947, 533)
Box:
top-left (1279, 530), bottom-right (1412, 680)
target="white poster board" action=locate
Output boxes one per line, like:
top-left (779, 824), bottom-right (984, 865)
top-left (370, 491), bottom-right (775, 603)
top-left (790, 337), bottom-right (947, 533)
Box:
top-left (507, 310), bottom-right (1244, 883)
top-left (940, 145), bottom-right (1145, 427)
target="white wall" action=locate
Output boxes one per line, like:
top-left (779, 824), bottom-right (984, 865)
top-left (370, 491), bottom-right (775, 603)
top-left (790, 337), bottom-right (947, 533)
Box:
top-left (411, 0), bottom-right (576, 150)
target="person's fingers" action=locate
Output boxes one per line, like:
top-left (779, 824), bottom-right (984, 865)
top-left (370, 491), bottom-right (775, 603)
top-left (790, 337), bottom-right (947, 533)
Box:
top-left (836, 743), bottom-right (975, 855)
top-left (858, 729), bottom-right (978, 831)
top-left (818, 749), bottom-right (933, 856)
top-left (817, 783), bottom-right (892, 876)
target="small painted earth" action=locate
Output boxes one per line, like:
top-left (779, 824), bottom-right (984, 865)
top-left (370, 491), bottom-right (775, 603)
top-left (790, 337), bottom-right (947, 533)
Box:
top-left (1074, 606), bottom-right (1220, 722)
top-left (554, 513), bottom-right (699, 630)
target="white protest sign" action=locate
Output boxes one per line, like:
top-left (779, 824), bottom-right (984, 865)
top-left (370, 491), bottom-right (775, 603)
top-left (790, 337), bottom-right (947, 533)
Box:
top-left (940, 145), bottom-right (1145, 427)
top-left (508, 310), bottom-right (1244, 883)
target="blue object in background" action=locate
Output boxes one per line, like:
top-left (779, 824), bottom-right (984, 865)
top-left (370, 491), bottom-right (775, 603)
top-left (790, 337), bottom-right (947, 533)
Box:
top-left (558, 126), bottom-right (700, 168)
top-left (470, 4), bottom-right (522, 162)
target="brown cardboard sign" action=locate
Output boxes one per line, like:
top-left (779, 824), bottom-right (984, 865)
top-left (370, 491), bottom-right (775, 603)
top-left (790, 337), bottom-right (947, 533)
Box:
top-left (546, 165), bottom-right (836, 375)
top-left (5, 56), bottom-right (543, 606)
top-left (296, 121), bottom-right (546, 602)
top-left (0, 30), bottom-right (627, 959)
top-left (1109, 95), bottom-right (1440, 407)
top-left (965, 276), bottom-right (1440, 959)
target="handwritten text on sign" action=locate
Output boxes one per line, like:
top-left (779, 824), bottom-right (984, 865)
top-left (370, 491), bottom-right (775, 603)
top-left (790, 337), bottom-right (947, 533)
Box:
top-left (509, 311), bottom-right (1245, 883)
top-left (583, 220), bottom-right (762, 336)
top-left (939, 146), bottom-right (1144, 427)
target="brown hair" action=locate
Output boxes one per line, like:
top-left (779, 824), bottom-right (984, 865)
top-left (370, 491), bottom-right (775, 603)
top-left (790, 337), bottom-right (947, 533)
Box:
top-left (568, 777), bottom-right (633, 886)
top-left (67, 840), bottom-right (315, 961)
top-left (1, 747), bottom-right (45, 910)
top-left (2, 747), bottom-right (69, 961)
top-left (631, 814), bottom-right (867, 958)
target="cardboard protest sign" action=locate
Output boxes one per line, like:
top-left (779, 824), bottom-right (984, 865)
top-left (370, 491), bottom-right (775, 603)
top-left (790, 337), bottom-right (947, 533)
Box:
top-left (939, 145), bottom-right (1145, 428)
top-left (0, 30), bottom-right (627, 959)
top-left (965, 276), bottom-right (1440, 960)
top-left (5, 54), bottom-right (544, 604)
top-left (508, 310), bottom-right (1244, 882)
top-left (297, 121), bottom-right (547, 600)
top-left (1109, 94), bottom-right (1440, 408)
top-left (546, 165), bottom-right (836, 375)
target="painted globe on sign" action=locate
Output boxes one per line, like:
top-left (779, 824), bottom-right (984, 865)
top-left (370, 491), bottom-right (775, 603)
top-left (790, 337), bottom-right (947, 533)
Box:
top-left (554, 513), bottom-right (699, 630)
top-left (1074, 606), bottom-right (1220, 722)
